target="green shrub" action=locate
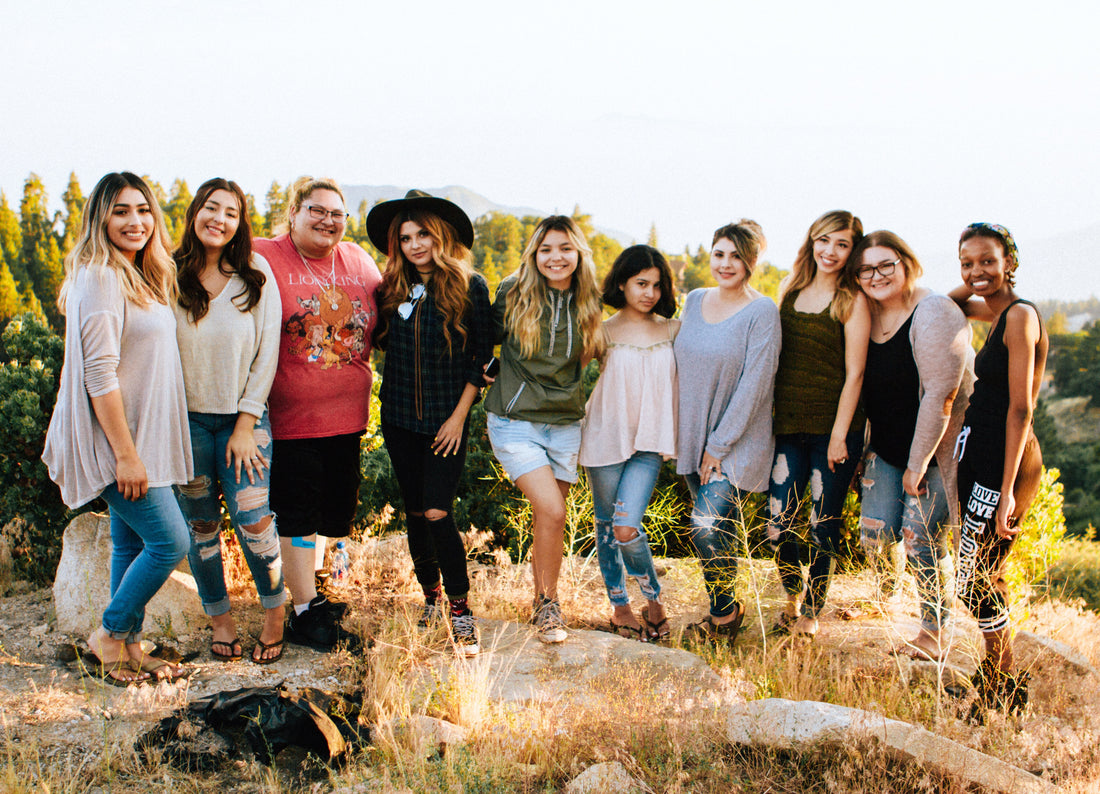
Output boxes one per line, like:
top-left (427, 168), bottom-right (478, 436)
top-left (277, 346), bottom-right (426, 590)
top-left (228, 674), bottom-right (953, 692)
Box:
top-left (1006, 467), bottom-right (1067, 614)
top-left (1044, 532), bottom-right (1100, 611)
top-left (0, 313), bottom-right (71, 584)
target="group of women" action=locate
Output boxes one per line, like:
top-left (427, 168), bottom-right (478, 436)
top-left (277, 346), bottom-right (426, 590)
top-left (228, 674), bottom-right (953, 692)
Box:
top-left (42, 173), bottom-right (1047, 714)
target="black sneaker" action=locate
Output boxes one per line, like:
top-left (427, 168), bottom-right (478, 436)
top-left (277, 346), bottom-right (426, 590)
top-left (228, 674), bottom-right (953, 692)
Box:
top-left (419, 599), bottom-right (444, 629)
top-left (450, 612), bottom-right (480, 657)
top-left (966, 657), bottom-right (1030, 724)
top-left (314, 574), bottom-right (349, 618)
top-left (286, 596), bottom-right (359, 651)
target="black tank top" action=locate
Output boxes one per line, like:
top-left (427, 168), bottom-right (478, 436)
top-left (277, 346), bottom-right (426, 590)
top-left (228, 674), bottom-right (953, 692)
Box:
top-left (863, 311), bottom-right (923, 470)
top-left (965, 299), bottom-right (1044, 434)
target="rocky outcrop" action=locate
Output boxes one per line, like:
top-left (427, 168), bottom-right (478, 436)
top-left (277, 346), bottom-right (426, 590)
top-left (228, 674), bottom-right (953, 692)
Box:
top-left (726, 698), bottom-right (1054, 793)
top-left (565, 761), bottom-right (646, 793)
top-left (423, 617), bottom-right (732, 712)
top-left (52, 512), bottom-right (205, 636)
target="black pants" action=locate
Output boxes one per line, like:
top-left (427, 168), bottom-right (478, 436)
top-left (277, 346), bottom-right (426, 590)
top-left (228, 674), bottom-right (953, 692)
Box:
top-left (956, 428), bottom-right (1042, 633)
top-left (381, 422), bottom-right (471, 599)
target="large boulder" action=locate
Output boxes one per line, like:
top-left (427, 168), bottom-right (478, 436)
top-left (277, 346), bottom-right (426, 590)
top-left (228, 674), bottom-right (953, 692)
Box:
top-left (726, 698), bottom-right (1054, 793)
top-left (565, 761), bottom-right (644, 793)
top-left (422, 617), bottom-right (733, 713)
top-left (53, 512), bottom-right (206, 637)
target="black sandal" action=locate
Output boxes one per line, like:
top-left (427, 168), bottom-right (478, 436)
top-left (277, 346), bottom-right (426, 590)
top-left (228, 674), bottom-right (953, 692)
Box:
top-left (211, 637), bottom-right (243, 662)
top-left (685, 602), bottom-right (745, 646)
top-left (640, 605), bottom-right (671, 641)
top-left (251, 637), bottom-right (285, 665)
top-left (608, 619), bottom-right (647, 641)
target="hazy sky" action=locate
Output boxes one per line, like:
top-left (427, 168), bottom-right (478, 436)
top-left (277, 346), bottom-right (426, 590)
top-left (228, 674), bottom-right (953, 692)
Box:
top-left (3, 0), bottom-right (1097, 298)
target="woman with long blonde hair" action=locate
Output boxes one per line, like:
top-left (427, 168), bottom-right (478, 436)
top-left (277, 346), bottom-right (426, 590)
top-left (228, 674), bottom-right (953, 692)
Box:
top-left (767, 210), bottom-right (869, 639)
top-left (485, 215), bottom-right (604, 643)
top-left (368, 191), bottom-right (492, 657)
top-left (43, 171), bottom-right (192, 685)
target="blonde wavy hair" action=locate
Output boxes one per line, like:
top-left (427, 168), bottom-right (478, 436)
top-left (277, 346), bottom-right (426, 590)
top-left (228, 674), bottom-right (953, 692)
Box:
top-left (58, 171), bottom-right (176, 314)
top-left (504, 215), bottom-right (604, 361)
top-left (778, 210), bottom-right (864, 322)
top-left (274, 176), bottom-right (346, 235)
top-left (374, 210), bottom-right (473, 353)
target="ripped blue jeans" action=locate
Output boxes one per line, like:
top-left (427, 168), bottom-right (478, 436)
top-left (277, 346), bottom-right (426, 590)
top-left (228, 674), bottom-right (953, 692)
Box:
top-left (174, 412), bottom-right (286, 615)
top-left (684, 472), bottom-right (744, 618)
top-left (586, 452), bottom-right (664, 607)
top-left (859, 451), bottom-right (951, 633)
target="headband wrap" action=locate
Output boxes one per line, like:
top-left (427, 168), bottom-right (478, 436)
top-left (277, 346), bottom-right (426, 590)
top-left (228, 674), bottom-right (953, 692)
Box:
top-left (965, 222), bottom-right (1019, 268)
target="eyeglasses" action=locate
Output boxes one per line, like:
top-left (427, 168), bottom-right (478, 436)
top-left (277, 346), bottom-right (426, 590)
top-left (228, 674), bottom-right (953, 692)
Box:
top-left (306, 205), bottom-right (348, 223)
top-left (856, 260), bottom-right (900, 281)
top-left (397, 283), bottom-right (426, 320)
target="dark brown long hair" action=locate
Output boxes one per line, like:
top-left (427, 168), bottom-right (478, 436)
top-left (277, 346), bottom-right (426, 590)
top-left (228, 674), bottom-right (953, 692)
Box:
top-left (174, 178), bottom-right (263, 322)
top-left (374, 209), bottom-right (472, 353)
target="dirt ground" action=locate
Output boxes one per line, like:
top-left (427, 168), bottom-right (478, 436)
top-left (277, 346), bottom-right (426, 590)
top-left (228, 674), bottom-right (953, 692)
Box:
top-left (4, 540), bottom-right (1100, 789)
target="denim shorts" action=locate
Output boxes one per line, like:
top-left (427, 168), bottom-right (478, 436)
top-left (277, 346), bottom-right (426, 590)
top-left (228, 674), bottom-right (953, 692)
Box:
top-left (486, 412), bottom-right (582, 483)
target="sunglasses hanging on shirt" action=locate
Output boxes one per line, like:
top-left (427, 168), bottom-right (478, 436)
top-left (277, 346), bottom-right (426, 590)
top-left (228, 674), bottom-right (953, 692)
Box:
top-left (398, 283), bottom-right (426, 320)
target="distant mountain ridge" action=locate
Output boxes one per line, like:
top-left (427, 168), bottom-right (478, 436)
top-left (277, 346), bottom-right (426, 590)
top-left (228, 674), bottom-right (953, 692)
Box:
top-left (341, 184), bottom-right (637, 246)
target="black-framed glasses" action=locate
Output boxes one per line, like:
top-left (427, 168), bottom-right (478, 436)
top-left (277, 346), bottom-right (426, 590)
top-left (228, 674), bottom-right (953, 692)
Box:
top-left (856, 260), bottom-right (900, 281)
top-left (306, 205), bottom-right (348, 223)
top-left (397, 283), bottom-right (426, 320)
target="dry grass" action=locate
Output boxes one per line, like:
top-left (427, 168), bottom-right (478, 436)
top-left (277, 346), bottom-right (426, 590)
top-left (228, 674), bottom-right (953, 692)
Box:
top-left (5, 522), bottom-right (1100, 792)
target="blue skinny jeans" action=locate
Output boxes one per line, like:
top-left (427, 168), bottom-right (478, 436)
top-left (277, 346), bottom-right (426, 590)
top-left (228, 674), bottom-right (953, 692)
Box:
top-left (684, 472), bottom-right (745, 618)
top-left (174, 412), bottom-right (285, 615)
top-left (585, 452), bottom-right (664, 607)
top-left (100, 485), bottom-right (190, 643)
top-left (859, 452), bottom-right (952, 633)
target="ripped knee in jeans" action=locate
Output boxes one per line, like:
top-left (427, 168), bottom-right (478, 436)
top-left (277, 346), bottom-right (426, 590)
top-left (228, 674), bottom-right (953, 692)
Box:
top-left (179, 475), bottom-right (212, 499)
top-left (860, 517), bottom-right (886, 549)
top-left (241, 515), bottom-right (280, 559)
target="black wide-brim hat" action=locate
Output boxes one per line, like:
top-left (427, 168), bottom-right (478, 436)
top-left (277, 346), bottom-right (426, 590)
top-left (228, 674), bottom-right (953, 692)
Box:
top-left (365, 189), bottom-right (475, 255)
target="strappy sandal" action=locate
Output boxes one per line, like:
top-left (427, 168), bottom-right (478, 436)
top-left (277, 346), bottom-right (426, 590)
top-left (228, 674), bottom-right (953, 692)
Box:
top-left (251, 637), bottom-right (285, 665)
top-left (685, 602), bottom-right (745, 646)
top-left (211, 637), bottom-right (243, 662)
top-left (640, 605), bottom-right (671, 642)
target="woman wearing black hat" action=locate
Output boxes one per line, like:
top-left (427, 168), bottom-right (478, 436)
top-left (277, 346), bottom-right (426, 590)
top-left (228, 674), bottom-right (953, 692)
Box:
top-left (368, 190), bottom-right (493, 656)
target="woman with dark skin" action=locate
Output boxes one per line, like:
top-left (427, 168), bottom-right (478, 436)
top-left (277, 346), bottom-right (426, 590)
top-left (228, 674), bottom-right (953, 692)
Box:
top-left (949, 222), bottom-right (1048, 713)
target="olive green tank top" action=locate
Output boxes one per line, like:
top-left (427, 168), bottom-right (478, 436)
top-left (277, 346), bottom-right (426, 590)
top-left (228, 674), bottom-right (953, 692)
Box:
top-left (773, 290), bottom-right (865, 437)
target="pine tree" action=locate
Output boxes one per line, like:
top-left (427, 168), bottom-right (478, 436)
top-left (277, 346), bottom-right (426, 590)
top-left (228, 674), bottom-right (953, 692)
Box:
top-left (19, 284), bottom-right (45, 321)
top-left (647, 222), bottom-right (659, 248)
top-left (571, 205), bottom-right (596, 239)
top-left (246, 193), bottom-right (266, 238)
top-left (60, 172), bottom-right (84, 254)
top-left (264, 181), bottom-right (288, 235)
top-left (163, 179), bottom-right (193, 245)
top-left (19, 174), bottom-right (53, 318)
top-left (0, 259), bottom-right (20, 320)
top-left (0, 193), bottom-right (25, 288)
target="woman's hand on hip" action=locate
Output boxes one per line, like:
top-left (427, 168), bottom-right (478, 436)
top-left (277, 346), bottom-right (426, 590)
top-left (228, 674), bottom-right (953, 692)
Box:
top-left (699, 451), bottom-right (723, 485)
top-left (826, 434), bottom-right (850, 473)
top-left (116, 453), bottom-right (148, 501)
top-left (995, 492), bottom-right (1019, 539)
top-left (432, 413), bottom-right (465, 458)
top-left (226, 417), bottom-right (267, 485)
top-left (902, 468), bottom-right (927, 497)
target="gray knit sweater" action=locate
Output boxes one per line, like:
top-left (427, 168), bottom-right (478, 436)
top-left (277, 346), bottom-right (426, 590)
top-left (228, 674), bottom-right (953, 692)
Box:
top-left (674, 290), bottom-right (781, 492)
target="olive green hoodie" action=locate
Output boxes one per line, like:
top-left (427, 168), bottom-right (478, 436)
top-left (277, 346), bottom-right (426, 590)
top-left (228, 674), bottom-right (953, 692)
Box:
top-left (483, 274), bottom-right (587, 424)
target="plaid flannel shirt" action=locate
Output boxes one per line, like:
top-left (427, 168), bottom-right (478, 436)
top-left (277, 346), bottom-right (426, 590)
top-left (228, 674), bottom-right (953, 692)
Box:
top-left (378, 273), bottom-right (493, 434)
